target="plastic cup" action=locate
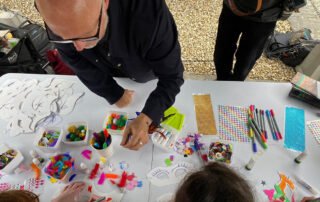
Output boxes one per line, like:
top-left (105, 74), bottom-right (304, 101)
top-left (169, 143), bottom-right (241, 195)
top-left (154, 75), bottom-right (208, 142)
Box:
top-left (90, 135), bottom-right (113, 158)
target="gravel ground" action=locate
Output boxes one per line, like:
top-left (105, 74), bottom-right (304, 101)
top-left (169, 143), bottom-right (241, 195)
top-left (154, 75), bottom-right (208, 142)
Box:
top-left (0, 0), bottom-right (296, 81)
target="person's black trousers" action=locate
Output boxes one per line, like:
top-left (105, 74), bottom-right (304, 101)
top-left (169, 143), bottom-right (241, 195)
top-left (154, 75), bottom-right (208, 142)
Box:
top-left (214, 4), bottom-right (277, 81)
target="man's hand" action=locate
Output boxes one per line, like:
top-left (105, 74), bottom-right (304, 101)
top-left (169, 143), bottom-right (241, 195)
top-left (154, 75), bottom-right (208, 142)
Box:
top-left (120, 113), bottom-right (152, 150)
top-left (115, 89), bottom-right (134, 108)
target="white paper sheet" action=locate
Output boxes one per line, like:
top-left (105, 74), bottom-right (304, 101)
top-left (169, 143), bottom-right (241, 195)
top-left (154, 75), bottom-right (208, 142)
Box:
top-left (0, 78), bottom-right (85, 136)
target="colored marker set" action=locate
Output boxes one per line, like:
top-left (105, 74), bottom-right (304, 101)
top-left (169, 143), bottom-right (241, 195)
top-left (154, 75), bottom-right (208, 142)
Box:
top-left (208, 142), bottom-right (233, 164)
top-left (44, 153), bottom-right (75, 183)
top-left (248, 105), bottom-right (268, 152)
top-left (104, 111), bottom-right (128, 135)
top-left (247, 105), bottom-right (283, 152)
top-left (151, 124), bottom-right (179, 151)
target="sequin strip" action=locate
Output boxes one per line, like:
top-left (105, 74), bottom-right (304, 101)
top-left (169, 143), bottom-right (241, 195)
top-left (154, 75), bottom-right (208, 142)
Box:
top-left (218, 105), bottom-right (250, 142)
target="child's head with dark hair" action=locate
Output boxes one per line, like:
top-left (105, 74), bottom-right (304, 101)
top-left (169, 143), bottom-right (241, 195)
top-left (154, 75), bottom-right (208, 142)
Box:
top-left (0, 190), bottom-right (39, 202)
top-left (174, 162), bottom-right (255, 202)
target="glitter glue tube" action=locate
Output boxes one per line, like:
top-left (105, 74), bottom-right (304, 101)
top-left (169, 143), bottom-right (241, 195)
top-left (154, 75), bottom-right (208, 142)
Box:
top-left (157, 128), bottom-right (167, 140)
top-left (163, 130), bottom-right (171, 142)
top-left (153, 133), bottom-right (160, 142)
top-left (159, 131), bottom-right (168, 144)
top-left (245, 157), bottom-right (256, 171)
top-left (294, 152), bottom-right (307, 164)
top-left (155, 133), bottom-right (162, 142)
top-left (161, 133), bottom-right (171, 146)
top-left (156, 129), bottom-right (165, 142)
top-left (165, 133), bottom-right (175, 148)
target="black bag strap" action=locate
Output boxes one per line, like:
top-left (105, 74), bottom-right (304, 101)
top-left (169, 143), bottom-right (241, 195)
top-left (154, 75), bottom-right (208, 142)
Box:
top-left (227, 0), bottom-right (263, 16)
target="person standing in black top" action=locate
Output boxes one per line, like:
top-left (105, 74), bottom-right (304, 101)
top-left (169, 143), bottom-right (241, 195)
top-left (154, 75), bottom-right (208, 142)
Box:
top-left (35, 0), bottom-right (184, 150)
top-left (214, 0), bottom-right (283, 81)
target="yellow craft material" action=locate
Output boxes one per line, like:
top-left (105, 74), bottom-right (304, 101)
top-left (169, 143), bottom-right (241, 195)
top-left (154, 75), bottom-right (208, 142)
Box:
top-left (5, 32), bottom-right (13, 39)
top-left (193, 94), bottom-right (217, 135)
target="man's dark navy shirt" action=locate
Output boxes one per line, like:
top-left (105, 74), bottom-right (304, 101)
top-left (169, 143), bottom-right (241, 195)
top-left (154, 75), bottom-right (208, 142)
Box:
top-left (49, 0), bottom-right (184, 125)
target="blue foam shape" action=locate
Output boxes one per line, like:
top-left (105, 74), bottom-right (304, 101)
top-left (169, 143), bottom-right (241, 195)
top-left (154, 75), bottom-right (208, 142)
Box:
top-left (284, 107), bottom-right (305, 152)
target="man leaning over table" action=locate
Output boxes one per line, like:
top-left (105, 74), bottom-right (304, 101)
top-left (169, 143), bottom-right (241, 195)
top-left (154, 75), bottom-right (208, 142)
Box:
top-left (35, 0), bottom-right (184, 150)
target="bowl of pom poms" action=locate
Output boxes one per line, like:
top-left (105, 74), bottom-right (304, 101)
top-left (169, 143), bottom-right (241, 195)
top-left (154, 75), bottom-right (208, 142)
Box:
top-left (103, 111), bottom-right (128, 135)
top-left (34, 127), bottom-right (63, 152)
top-left (63, 122), bottom-right (89, 146)
top-left (44, 153), bottom-right (76, 183)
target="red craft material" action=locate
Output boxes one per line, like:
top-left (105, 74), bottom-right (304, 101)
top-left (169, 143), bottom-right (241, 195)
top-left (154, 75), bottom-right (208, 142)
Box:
top-left (201, 154), bottom-right (208, 162)
top-left (103, 129), bottom-right (109, 138)
top-left (89, 163), bottom-right (100, 180)
top-left (127, 173), bottom-right (135, 181)
top-left (88, 185), bottom-right (92, 193)
top-left (118, 171), bottom-right (127, 188)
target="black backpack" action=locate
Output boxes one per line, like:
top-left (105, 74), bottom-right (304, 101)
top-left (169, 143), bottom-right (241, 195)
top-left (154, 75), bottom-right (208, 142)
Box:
top-left (264, 29), bottom-right (320, 67)
top-left (0, 20), bottom-right (54, 75)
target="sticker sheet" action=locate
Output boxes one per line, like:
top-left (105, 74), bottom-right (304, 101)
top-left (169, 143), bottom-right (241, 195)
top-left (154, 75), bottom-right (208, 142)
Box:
top-left (218, 105), bottom-right (250, 142)
top-left (307, 120), bottom-right (320, 145)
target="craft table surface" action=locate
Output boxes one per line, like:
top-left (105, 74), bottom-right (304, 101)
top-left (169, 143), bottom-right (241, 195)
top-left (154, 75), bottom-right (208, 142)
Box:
top-left (0, 73), bottom-right (319, 202)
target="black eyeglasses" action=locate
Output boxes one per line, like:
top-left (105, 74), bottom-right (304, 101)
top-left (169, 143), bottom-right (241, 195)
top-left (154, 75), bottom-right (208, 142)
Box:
top-left (36, 0), bottom-right (103, 44)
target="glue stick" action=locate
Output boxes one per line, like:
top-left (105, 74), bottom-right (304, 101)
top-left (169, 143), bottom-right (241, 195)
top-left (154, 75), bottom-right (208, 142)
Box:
top-left (294, 152), bottom-right (306, 164)
top-left (245, 157), bottom-right (256, 171)
top-left (32, 158), bottom-right (41, 166)
top-left (29, 150), bottom-right (39, 158)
